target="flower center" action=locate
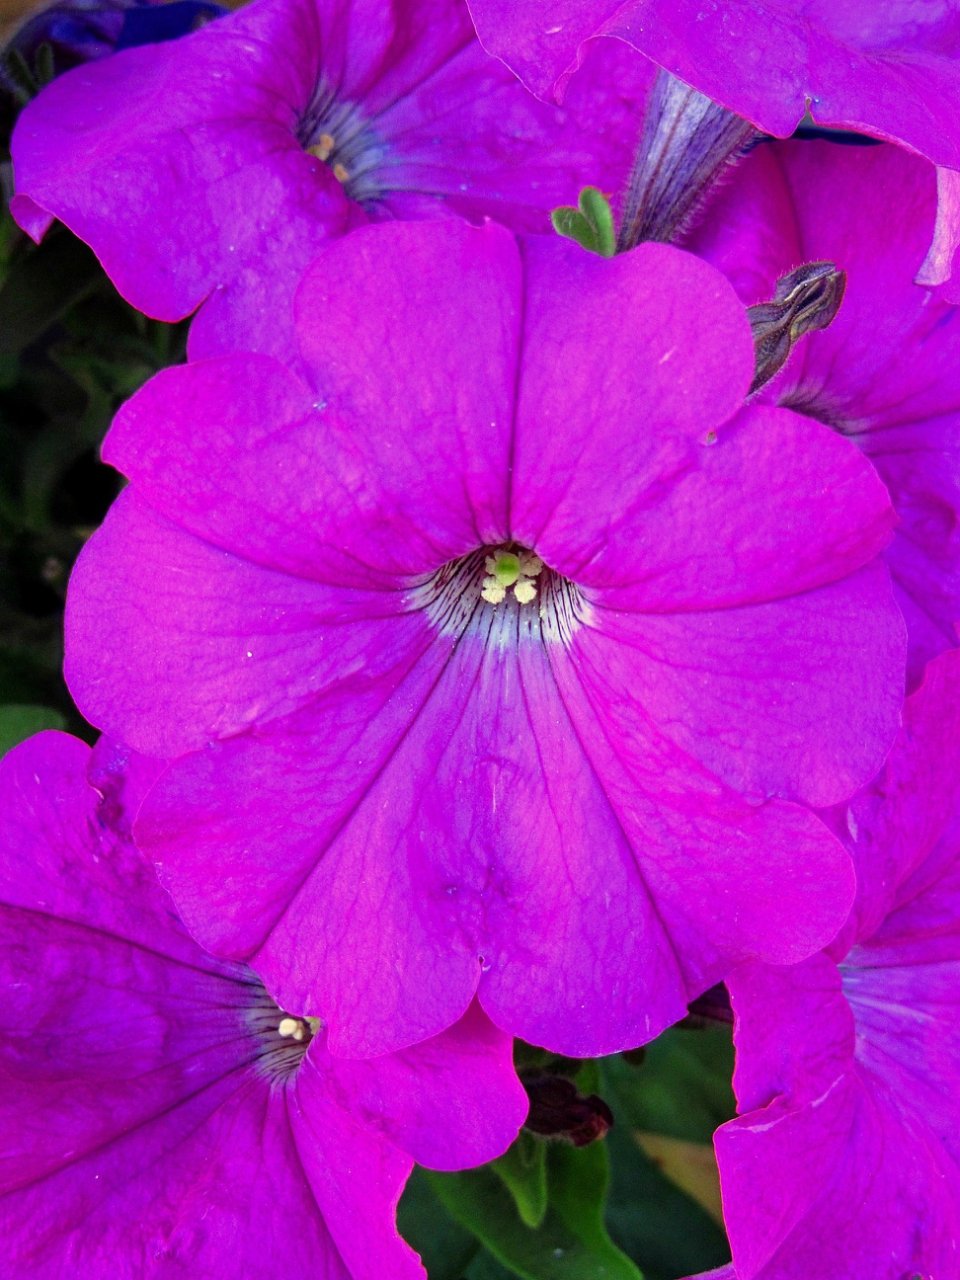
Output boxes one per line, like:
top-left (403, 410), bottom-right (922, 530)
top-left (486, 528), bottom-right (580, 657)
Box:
top-left (411, 543), bottom-right (584, 646)
top-left (481, 548), bottom-right (544, 605)
top-left (246, 988), bottom-right (323, 1084)
top-left (277, 1014), bottom-right (322, 1042)
top-left (297, 79), bottom-right (385, 206)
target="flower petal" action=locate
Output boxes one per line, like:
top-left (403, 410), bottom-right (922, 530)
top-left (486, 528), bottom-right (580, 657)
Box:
top-left (66, 490), bottom-right (433, 755)
top-left (11, 0), bottom-right (348, 320)
top-left (510, 237), bottom-right (754, 560)
top-left (575, 564), bottom-right (905, 806)
top-left (311, 1000), bottom-right (527, 1170)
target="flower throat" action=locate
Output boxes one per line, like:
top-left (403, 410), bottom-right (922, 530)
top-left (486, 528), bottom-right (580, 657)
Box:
top-left (412, 543), bottom-right (584, 646)
top-left (297, 78), bottom-right (384, 205)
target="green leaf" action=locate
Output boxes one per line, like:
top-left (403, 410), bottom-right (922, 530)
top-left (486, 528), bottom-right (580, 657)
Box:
top-left (551, 206), bottom-right (599, 254)
top-left (600, 1026), bottom-right (735, 1144)
top-left (492, 1131), bottom-right (548, 1229)
top-left (603, 1125), bottom-right (730, 1280)
top-left (427, 1139), bottom-right (643, 1280)
top-left (0, 231), bottom-right (104, 355)
top-left (0, 704), bottom-right (66, 756)
top-left (397, 1167), bottom-right (481, 1280)
top-left (576, 187), bottom-right (616, 256)
top-left (551, 187), bottom-right (617, 258)
top-left (467, 1252), bottom-right (522, 1280)
top-left (598, 1030), bottom-right (733, 1279)
top-left (34, 41), bottom-right (56, 89)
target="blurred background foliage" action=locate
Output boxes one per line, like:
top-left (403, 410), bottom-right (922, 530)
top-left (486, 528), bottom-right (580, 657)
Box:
top-left (0, 201), bottom-right (188, 747)
top-left (0, 5), bottom-right (737, 1275)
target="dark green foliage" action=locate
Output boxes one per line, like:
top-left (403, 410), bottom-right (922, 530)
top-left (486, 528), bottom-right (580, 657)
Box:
top-left (0, 205), bottom-right (187, 744)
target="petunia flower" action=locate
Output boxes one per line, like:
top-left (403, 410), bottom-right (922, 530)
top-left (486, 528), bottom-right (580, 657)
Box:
top-left (689, 139), bottom-right (960, 686)
top-left (9, 0), bottom-right (650, 360)
top-left (466, 0), bottom-right (960, 297)
top-left (0, 729), bottom-right (527, 1277)
top-left (65, 220), bottom-right (904, 1060)
top-left (713, 646), bottom-right (960, 1280)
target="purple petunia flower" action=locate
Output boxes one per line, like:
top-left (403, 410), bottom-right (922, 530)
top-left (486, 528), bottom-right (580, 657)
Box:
top-left (9, 0), bottom-right (650, 360)
top-left (66, 220), bottom-right (904, 1060)
top-left (0, 730), bottom-right (526, 1277)
top-left (713, 647), bottom-right (960, 1280)
top-left (689, 139), bottom-right (960, 687)
top-left (466, 0), bottom-right (960, 297)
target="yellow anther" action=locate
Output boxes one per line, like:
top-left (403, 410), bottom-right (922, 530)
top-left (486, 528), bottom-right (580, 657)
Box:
top-left (480, 547), bottom-right (544, 606)
top-left (307, 132), bottom-right (336, 162)
top-left (481, 579), bottom-right (508, 605)
top-left (332, 161), bottom-right (350, 184)
top-left (277, 1014), bottom-right (321, 1042)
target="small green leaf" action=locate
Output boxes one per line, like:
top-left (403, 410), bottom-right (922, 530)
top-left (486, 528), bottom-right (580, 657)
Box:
top-left (576, 187), bottom-right (616, 257)
top-left (427, 1139), bottom-right (643, 1280)
top-left (0, 704), bottom-right (66, 756)
top-left (551, 187), bottom-right (616, 258)
top-left (551, 206), bottom-right (600, 255)
top-left (34, 41), bottom-right (56, 89)
top-left (492, 1132), bottom-right (548, 1229)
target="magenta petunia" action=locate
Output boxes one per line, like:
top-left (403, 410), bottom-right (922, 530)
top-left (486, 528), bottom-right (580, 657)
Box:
top-left (65, 220), bottom-right (903, 1059)
top-left (467, 0), bottom-right (960, 296)
top-left (689, 139), bottom-right (960, 686)
top-left (714, 647), bottom-right (960, 1280)
top-left (10, 0), bottom-right (650, 359)
top-left (0, 730), bottom-right (526, 1277)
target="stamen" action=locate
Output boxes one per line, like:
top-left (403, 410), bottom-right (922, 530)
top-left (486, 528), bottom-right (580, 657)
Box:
top-left (277, 1015), bottom-right (321, 1042)
top-left (297, 79), bottom-right (385, 205)
top-left (481, 581), bottom-right (508, 605)
top-left (245, 988), bottom-right (324, 1084)
top-left (307, 131), bottom-right (336, 162)
top-left (411, 543), bottom-right (584, 646)
top-left (481, 547), bottom-right (544, 605)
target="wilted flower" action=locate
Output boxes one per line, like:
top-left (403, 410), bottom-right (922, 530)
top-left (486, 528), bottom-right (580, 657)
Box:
top-left (0, 731), bottom-right (526, 1277)
top-left (66, 221), bottom-right (903, 1059)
